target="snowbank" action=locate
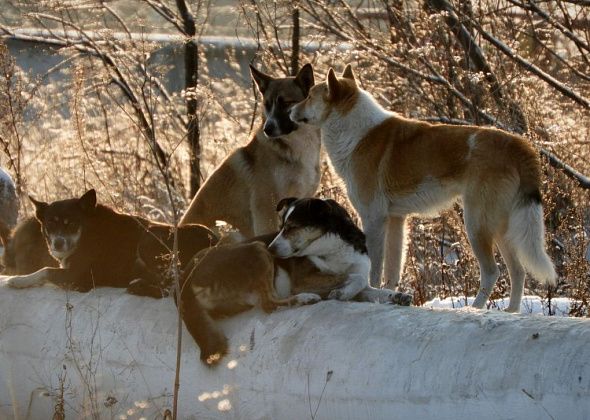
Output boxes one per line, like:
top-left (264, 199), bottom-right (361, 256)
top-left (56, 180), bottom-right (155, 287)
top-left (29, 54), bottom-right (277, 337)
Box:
top-left (1, 284), bottom-right (589, 420)
top-left (424, 295), bottom-right (578, 316)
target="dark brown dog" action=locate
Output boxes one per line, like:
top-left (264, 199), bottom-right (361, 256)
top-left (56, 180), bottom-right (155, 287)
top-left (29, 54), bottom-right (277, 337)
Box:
top-left (4, 189), bottom-right (217, 294)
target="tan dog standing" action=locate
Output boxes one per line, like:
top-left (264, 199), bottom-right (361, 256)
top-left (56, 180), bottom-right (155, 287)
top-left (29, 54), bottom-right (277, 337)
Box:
top-left (290, 65), bottom-right (556, 312)
top-left (180, 64), bottom-right (321, 236)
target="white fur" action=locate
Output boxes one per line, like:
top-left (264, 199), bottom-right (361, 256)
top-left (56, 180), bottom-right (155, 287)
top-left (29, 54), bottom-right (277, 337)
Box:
top-left (321, 91), bottom-right (391, 179)
top-left (5, 268), bottom-right (51, 288)
top-left (274, 267), bottom-right (292, 299)
top-left (270, 228), bottom-right (372, 301)
top-left (506, 203), bottom-right (557, 285)
top-left (299, 233), bottom-right (371, 301)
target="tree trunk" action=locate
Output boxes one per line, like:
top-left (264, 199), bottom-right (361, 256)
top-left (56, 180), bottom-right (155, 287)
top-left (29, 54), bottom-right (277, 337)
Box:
top-left (176, 0), bottom-right (201, 198)
top-left (291, 3), bottom-right (300, 75)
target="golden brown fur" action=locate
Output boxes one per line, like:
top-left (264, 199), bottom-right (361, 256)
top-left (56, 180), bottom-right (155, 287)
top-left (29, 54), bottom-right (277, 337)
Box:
top-left (180, 65), bottom-right (320, 237)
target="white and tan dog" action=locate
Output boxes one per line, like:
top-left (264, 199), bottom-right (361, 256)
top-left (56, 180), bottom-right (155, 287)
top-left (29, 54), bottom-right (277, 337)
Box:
top-left (290, 65), bottom-right (556, 312)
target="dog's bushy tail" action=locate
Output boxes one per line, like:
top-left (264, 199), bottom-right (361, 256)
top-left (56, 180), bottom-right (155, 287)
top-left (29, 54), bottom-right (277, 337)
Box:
top-left (506, 196), bottom-right (557, 286)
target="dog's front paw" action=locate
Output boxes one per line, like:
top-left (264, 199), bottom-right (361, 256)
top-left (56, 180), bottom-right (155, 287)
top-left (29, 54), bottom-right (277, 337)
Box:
top-left (295, 293), bottom-right (321, 305)
top-left (391, 291), bottom-right (413, 306)
top-left (5, 275), bottom-right (38, 289)
top-left (328, 288), bottom-right (355, 301)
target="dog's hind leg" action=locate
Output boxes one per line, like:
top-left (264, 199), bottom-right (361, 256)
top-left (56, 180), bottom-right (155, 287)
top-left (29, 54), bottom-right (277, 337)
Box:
top-left (497, 239), bottom-right (525, 313)
top-left (464, 207), bottom-right (500, 309)
top-left (383, 215), bottom-right (407, 289)
top-left (178, 288), bottom-right (229, 366)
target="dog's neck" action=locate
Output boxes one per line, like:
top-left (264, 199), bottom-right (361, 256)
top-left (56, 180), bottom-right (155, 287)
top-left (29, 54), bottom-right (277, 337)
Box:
top-left (263, 123), bottom-right (321, 163)
top-left (321, 90), bottom-right (391, 172)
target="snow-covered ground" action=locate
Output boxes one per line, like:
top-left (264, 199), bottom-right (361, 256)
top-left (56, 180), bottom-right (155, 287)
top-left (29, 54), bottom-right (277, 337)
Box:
top-left (1, 284), bottom-right (590, 420)
top-left (424, 295), bottom-right (578, 316)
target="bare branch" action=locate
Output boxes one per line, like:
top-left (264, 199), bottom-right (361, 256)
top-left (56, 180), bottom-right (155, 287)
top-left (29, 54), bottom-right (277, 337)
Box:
top-left (455, 7), bottom-right (590, 109)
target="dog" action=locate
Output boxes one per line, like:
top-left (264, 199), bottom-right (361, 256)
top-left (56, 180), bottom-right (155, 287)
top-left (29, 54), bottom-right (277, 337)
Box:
top-left (179, 64), bottom-right (321, 237)
top-left (178, 197), bottom-right (411, 365)
top-left (2, 216), bottom-right (58, 274)
top-left (290, 65), bottom-right (557, 312)
top-left (0, 166), bottom-right (18, 249)
top-left (3, 189), bottom-right (217, 294)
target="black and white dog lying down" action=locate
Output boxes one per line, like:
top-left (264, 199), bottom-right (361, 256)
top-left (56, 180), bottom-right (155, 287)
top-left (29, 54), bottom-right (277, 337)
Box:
top-left (178, 197), bottom-right (413, 365)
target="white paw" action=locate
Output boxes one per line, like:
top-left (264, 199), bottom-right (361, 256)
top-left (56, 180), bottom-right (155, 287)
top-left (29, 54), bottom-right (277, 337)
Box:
top-left (295, 293), bottom-right (321, 305)
top-left (6, 275), bottom-right (38, 289)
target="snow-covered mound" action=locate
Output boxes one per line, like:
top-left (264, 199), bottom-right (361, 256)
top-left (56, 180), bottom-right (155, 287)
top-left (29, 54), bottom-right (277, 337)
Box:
top-left (1, 284), bottom-right (589, 419)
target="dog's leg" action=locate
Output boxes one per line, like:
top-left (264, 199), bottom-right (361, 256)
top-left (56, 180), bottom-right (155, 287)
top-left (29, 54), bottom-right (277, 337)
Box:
top-left (327, 273), bottom-right (367, 301)
top-left (251, 195), bottom-right (279, 236)
top-left (497, 239), bottom-right (525, 313)
top-left (4, 267), bottom-right (53, 288)
top-left (363, 215), bottom-right (387, 287)
top-left (178, 287), bottom-right (229, 366)
top-left (327, 261), bottom-right (370, 301)
top-left (464, 208), bottom-right (500, 309)
top-left (384, 216), bottom-right (407, 289)
top-left (356, 286), bottom-right (413, 306)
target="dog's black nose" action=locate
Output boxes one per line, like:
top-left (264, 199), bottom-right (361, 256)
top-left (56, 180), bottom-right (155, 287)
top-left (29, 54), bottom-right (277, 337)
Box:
top-left (263, 124), bottom-right (275, 137)
top-left (53, 237), bottom-right (65, 251)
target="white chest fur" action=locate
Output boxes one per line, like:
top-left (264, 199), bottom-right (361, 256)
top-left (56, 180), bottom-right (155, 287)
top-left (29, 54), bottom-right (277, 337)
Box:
top-left (321, 91), bottom-right (391, 175)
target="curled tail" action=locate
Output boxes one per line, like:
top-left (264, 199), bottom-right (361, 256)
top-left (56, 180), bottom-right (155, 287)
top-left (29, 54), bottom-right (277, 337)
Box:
top-left (507, 196), bottom-right (557, 285)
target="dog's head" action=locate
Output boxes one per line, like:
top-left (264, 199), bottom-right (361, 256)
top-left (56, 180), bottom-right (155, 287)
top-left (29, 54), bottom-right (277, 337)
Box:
top-left (290, 65), bottom-right (358, 126)
top-left (250, 63), bottom-right (315, 138)
top-left (29, 189), bottom-right (97, 261)
top-left (268, 196), bottom-right (366, 258)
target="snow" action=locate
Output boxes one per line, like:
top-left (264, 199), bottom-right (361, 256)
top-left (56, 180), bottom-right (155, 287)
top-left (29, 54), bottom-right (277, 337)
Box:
top-left (424, 295), bottom-right (578, 316)
top-left (1, 284), bottom-right (590, 419)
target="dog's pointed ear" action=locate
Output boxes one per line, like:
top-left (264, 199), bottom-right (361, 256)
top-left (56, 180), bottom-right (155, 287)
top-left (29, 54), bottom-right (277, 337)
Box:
top-left (277, 197), bottom-right (298, 222)
top-left (29, 195), bottom-right (48, 220)
top-left (295, 63), bottom-right (315, 95)
top-left (250, 65), bottom-right (274, 95)
top-left (326, 68), bottom-right (341, 100)
top-left (79, 189), bottom-right (97, 212)
top-left (341, 64), bottom-right (356, 85)
top-left (276, 197), bottom-right (298, 213)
